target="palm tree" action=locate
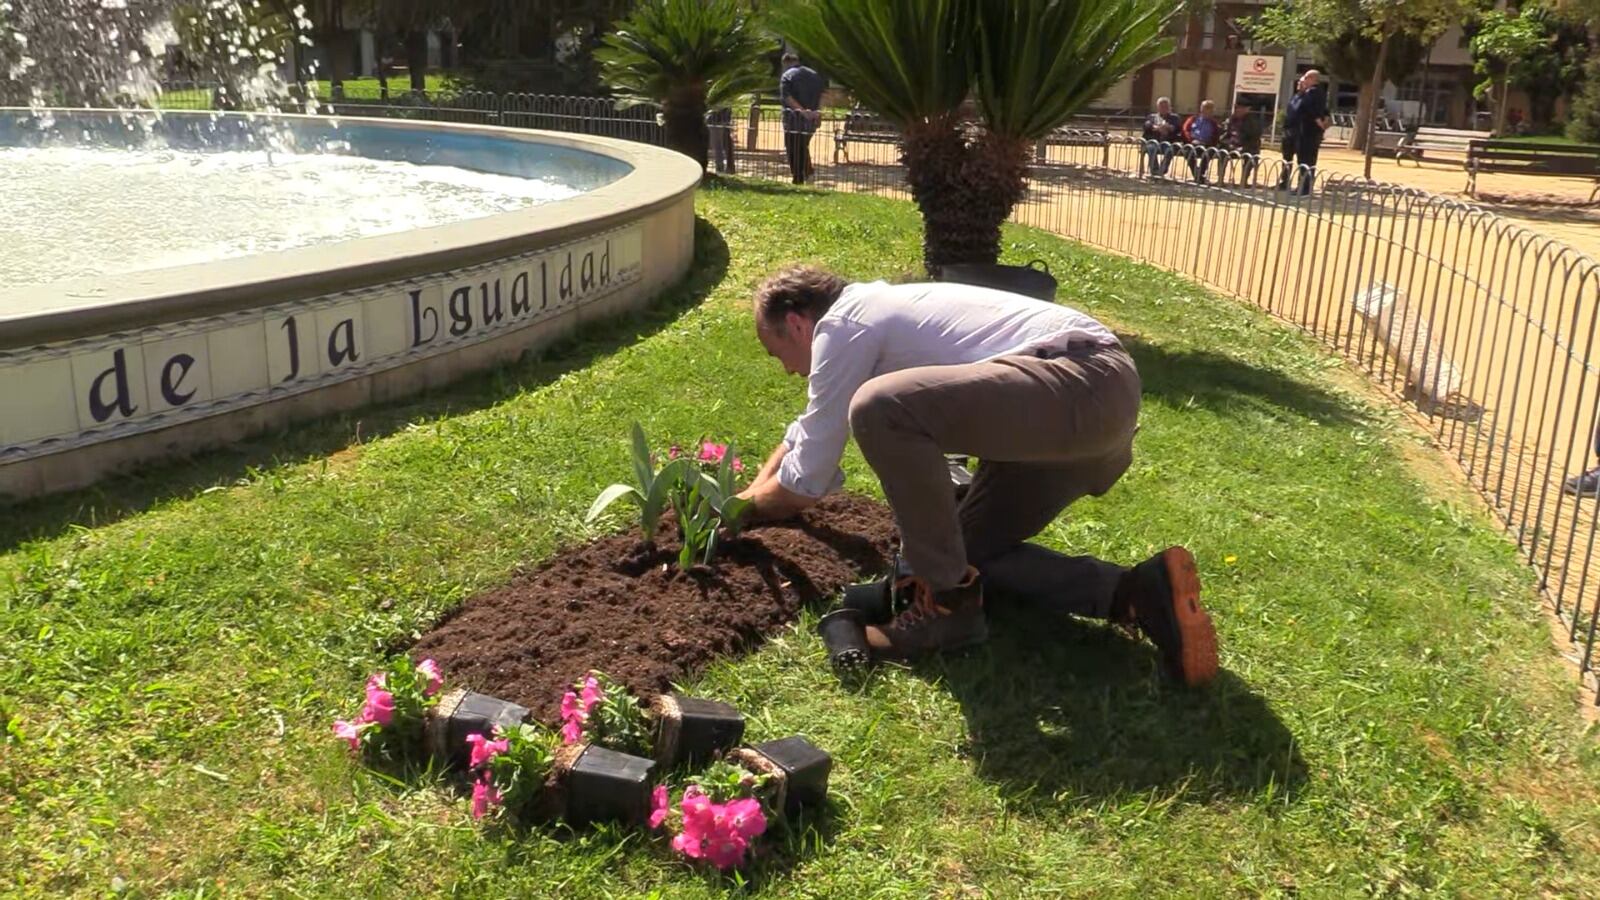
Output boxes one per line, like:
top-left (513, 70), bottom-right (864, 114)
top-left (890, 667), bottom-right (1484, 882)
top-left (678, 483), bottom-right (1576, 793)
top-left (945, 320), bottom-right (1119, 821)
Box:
top-left (596, 0), bottom-right (774, 170)
top-left (769, 0), bottom-right (1176, 273)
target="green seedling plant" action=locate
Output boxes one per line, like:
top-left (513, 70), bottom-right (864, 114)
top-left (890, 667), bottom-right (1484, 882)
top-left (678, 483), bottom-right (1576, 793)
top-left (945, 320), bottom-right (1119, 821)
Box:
top-left (675, 477), bottom-right (723, 569)
top-left (586, 422), bottom-right (690, 543)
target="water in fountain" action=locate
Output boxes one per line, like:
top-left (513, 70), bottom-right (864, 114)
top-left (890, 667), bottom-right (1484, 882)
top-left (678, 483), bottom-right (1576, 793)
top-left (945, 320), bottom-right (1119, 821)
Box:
top-left (0, 2), bottom-right (608, 298)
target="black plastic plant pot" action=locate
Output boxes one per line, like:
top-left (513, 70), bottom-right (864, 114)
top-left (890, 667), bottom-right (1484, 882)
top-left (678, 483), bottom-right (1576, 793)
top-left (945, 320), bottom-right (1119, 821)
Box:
top-left (559, 744), bottom-right (659, 825)
top-left (425, 687), bottom-right (531, 770)
top-left (937, 260), bottom-right (1058, 303)
top-left (733, 736), bottom-right (832, 816)
top-left (651, 694), bottom-right (745, 768)
top-left (840, 579), bottom-right (893, 624)
top-left (817, 608), bottom-right (872, 670)
top-left (948, 457), bottom-right (974, 501)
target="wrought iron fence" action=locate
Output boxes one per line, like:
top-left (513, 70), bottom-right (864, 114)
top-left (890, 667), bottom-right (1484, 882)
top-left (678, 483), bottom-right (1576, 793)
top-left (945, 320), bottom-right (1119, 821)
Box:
top-left (149, 86), bottom-right (1600, 700)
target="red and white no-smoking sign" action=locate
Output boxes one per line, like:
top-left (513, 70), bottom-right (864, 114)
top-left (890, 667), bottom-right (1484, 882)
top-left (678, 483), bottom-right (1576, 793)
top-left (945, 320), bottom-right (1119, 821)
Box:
top-left (1235, 55), bottom-right (1283, 94)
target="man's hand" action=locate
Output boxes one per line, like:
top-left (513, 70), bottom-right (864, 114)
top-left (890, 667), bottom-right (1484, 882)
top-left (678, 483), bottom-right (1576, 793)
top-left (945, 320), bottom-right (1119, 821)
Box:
top-left (736, 442), bottom-right (817, 522)
top-left (737, 477), bottom-right (815, 523)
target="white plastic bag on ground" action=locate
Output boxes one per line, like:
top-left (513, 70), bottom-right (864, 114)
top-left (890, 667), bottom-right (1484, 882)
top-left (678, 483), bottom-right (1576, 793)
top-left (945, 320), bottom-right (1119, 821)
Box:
top-left (1351, 282), bottom-right (1465, 405)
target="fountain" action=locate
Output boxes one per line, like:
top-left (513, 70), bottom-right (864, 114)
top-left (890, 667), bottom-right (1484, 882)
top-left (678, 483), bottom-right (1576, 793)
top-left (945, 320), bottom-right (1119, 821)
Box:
top-left (0, 4), bottom-right (700, 501)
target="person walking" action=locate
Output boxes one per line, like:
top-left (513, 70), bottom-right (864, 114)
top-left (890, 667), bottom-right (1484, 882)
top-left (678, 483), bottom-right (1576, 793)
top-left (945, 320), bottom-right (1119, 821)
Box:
top-left (1142, 97), bottom-right (1183, 178)
top-left (779, 51), bottom-right (824, 185)
top-left (1182, 100), bottom-right (1222, 185)
top-left (734, 266), bottom-right (1219, 685)
top-left (1219, 98), bottom-right (1264, 186)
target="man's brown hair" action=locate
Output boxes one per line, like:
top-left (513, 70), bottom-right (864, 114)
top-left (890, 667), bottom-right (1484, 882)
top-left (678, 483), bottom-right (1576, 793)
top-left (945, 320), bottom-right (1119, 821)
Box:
top-left (754, 265), bottom-right (847, 333)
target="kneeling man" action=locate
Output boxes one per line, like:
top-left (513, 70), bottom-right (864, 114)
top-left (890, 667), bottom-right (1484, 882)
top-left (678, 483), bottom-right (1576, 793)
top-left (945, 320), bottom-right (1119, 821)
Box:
top-left (736, 266), bottom-right (1218, 685)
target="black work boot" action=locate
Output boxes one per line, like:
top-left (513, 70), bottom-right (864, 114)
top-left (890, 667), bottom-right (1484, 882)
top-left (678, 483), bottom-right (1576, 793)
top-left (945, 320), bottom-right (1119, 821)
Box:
top-left (1112, 547), bottom-right (1217, 686)
top-left (865, 567), bottom-right (988, 660)
top-left (1564, 466), bottom-right (1600, 497)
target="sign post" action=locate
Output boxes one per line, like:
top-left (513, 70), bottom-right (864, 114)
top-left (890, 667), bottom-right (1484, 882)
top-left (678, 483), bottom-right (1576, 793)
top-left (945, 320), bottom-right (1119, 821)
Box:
top-left (1232, 54), bottom-right (1284, 143)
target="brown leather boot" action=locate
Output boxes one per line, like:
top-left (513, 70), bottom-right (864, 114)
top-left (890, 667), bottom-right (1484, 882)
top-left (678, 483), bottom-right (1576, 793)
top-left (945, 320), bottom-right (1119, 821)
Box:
top-left (865, 567), bottom-right (989, 660)
top-left (1111, 546), bottom-right (1217, 686)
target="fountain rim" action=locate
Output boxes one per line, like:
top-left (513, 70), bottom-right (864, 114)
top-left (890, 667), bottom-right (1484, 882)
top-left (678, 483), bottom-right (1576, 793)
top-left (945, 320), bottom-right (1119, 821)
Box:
top-left (0, 109), bottom-right (702, 350)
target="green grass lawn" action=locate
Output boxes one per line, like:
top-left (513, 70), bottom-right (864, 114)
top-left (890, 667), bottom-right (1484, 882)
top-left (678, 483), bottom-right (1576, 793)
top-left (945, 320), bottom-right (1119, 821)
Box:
top-left (155, 76), bottom-right (456, 111)
top-left (4, 183), bottom-right (1599, 898)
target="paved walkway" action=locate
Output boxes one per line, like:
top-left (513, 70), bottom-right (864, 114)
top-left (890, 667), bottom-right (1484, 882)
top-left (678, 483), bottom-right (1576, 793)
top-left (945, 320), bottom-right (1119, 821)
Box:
top-left (1310, 147), bottom-right (1600, 261)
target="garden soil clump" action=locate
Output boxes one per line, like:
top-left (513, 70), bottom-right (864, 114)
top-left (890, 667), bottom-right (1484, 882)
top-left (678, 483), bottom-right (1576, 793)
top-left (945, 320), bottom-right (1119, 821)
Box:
top-left (413, 494), bottom-right (895, 723)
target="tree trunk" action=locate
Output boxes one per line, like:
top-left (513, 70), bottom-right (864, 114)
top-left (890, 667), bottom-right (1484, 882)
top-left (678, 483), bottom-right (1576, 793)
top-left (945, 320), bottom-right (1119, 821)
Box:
top-left (1350, 79), bottom-right (1376, 151)
top-left (662, 88), bottom-right (709, 172)
top-left (901, 122), bottom-right (1032, 274)
top-left (1418, 46), bottom-right (1432, 126)
top-left (406, 31), bottom-right (429, 93)
top-left (1363, 30), bottom-right (1392, 181)
top-left (1494, 80), bottom-right (1509, 135)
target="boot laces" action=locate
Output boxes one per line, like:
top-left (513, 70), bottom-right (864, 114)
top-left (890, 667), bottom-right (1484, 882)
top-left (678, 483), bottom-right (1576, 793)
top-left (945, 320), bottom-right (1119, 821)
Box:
top-left (890, 576), bottom-right (941, 628)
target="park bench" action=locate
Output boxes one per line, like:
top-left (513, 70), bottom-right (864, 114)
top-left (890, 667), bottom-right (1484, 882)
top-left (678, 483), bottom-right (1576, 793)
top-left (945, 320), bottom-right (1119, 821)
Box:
top-left (1464, 139), bottom-right (1600, 201)
top-left (1034, 127), bottom-right (1111, 165)
top-left (832, 106), bottom-right (901, 162)
top-left (1395, 126), bottom-right (1484, 165)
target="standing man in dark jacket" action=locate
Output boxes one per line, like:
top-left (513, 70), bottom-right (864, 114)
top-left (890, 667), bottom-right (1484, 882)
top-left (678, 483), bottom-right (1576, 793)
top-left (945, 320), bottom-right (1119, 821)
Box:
top-left (1279, 70), bottom-right (1330, 195)
top-left (779, 51), bottom-right (825, 185)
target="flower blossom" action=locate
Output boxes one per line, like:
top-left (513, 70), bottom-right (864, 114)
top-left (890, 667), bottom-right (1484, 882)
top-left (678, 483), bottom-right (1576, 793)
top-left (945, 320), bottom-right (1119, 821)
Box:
top-left (415, 658), bottom-right (443, 697)
top-left (362, 674), bottom-right (395, 727)
top-left (332, 719), bottom-right (367, 751)
top-left (698, 442), bottom-right (728, 464)
top-left (465, 732), bottom-right (509, 770)
top-left (730, 457), bottom-right (745, 474)
top-left (471, 773), bottom-right (501, 820)
top-left (649, 785), bottom-right (671, 829)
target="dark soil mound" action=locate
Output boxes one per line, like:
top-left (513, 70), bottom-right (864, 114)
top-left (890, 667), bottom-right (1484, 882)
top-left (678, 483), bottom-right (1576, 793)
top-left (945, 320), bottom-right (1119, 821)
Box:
top-left (412, 494), bottom-right (895, 723)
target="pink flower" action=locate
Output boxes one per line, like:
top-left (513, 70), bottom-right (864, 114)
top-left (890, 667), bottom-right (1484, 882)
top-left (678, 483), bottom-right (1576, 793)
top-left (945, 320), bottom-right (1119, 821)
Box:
top-left (667, 444), bottom-right (682, 459)
top-left (703, 830), bottom-right (749, 870)
top-left (724, 797), bottom-right (766, 840)
top-left (649, 785), bottom-right (671, 829)
top-left (560, 718), bottom-right (584, 744)
top-left (671, 832), bottom-right (704, 859)
top-left (579, 675), bottom-right (602, 713)
top-left (698, 442), bottom-right (727, 464)
top-left (465, 733), bottom-right (509, 770)
top-left (731, 456), bottom-right (745, 474)
top-left (332, 719), bottom-right (366, 751)
top-left (560, 690), bottom-right (580, 720)
top-left (365, 672), bottom-right (386, 692)
top-left (680, 786), bottom-right (715, 838)
top-left (471, 773), bottom-right (501, 820)
top-left (363, 680), bottom-right (395, 727)
top-left (415, 659), bottom-right (443, 697)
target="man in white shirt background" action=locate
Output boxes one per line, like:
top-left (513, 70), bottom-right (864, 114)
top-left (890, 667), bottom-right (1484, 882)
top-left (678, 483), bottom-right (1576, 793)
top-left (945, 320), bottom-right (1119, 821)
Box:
top-left (735, 265), bottom-right (1218, 686)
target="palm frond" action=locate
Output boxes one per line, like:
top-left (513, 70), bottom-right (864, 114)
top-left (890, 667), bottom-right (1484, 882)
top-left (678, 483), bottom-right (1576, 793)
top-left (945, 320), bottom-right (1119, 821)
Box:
top-left (977, 0), bottom-right (1178, 140)
top-left (765, 0), bottom-right (975, 126)
top-left (595, 0), bottom-right (774, 105)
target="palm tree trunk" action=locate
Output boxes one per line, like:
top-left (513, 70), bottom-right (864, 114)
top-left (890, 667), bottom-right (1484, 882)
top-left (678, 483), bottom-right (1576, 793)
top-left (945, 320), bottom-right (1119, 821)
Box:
top-left (902, 122), bottom-right (1032, 274)
top-left (902, 120), bottom-right (980, 274)
top-left (662, 88), bottom-right (709, 172)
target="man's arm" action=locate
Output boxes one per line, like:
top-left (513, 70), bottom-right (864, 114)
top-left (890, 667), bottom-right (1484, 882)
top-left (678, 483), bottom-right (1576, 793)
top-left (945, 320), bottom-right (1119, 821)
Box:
top-left (780, 71), bottom-right (805, 112)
